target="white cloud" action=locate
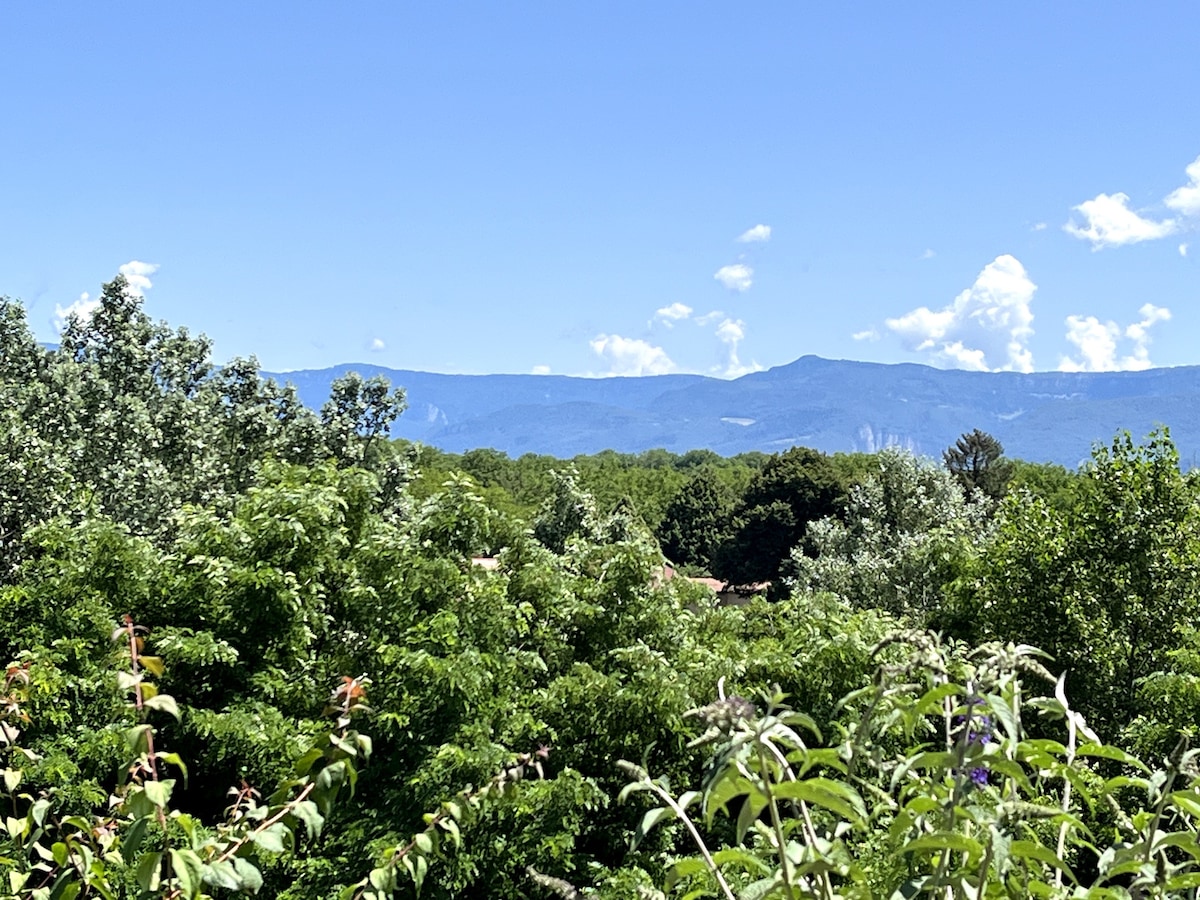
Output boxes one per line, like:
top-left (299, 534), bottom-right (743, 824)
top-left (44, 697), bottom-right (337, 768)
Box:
top-left (715, 318), bottom-right (744, 344)
top-left (1059, 303), bottom-right (1171, 372)
top-left (736, 224), bottom-right (771, 243)
top-left (1182, 243), bottom-right (1190, 257)
top-left (53, 292), bottom-right (101, 333)
top-left (589, 333), bottom-right (676, 376)
top-left (852, 328), bottom-right (880, 342)
top-left (1064, 193), bottom-right (1177, 249)
top-left (920, 248), bottom-right (936, 260)
top-left (53, 259), bottom-right (160, 333)
top-left (118, 260), bottom-right (159, 296)
top-left (714, 263), bottom-right (753, 292)
top-left (1059, 317), bottom-right (1118, 372)
top-left (695, 310), bottom-right (724, 326)
top-left (653, 302), bottom-right (692, 327)
top-left (1165, 155), bottom-right (1200, 217)
top-left (1032, 222), bottom-right (1048, 232)
top-left (713, 317), bottom-right (761, 378)
top-left (532, 364), bottom-right (551, 375)
top-left (370, 338), bottom-right (386, 352)
top-left (886, 254), bottom-right (1037, 372)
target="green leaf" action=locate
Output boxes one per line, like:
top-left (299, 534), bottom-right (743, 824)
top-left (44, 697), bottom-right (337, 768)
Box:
top-left (120, 816), bottom-right (150, 864)
top-left (664, 857), bottom-right (708, 890)
top-left (1165, 872), bottom-right (1200, 891)
top-left (740, 876), bottom-right (781, 900)
top-left (31, 798), bottom-right (51, 827)
top-left (170, 848), bottom-right (205, 900)
top-left (142, 779), bottom-right (174, 809)
top-left (202, 860), bottom-right (241, 892)
top-left (232, 857), bottom-right (264, 894)
top-left (369, 865), bottom-right (397, 894)
top-left (157, 752), bottom-right (189, 784)
top-left (902, 832), bottom-right (984, 861)
top-left (123, 725), bottom-right (151, 757)
top-left (1077, 742), bottom-right (1150, 772)
top-left (143, 693), bottom-right (180, 720)
top-left (251, 822), bottom-right (290, 854)
top-left (136, 852), bottom-right (162, 894)
top-left (1170, 790), bottom-right (1200, 819)
top-left (1009, 840), bottom-right (1077, 882)
top-left (291, 800), bottom-right (324, 840)
top-left (630, 806), bottom-right (674, 851)
top-left (773, 778), bottom-right (867, 824)
top-left (294, 748), bottom-right (324, 777)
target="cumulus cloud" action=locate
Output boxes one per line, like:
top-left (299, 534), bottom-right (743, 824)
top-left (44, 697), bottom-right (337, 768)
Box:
top-left (1059, 303), bottom-right (1171, 372)
top-left (369, 338), bottom-right (386, 352)
top-left (1182, 243), bottom-right (1190, 257)
top-left (1064, 193), bottom-right (1176, 249)
top-left (714, 263), bottom-right (753, 292)
top-left (53, 293), bottom-right (101, 333)
top-left (53, 259), bottom-right (160, 333)
top-left (715, 318), bottom-right (744, 344)
top-left (653, 302), bottom-right (693, 327)
top-left (886, 254), bottom-right (1037, 372)
top-left (852, 328), bottom-right (880, 342)
top-left (118, 260), bottom-right (159, 296)
top-left (736, 224), bottom-right (771, 243)
top-left (589, 333), bottom-right (676, 376)
top-left (1165, 155), bottom-right (1200, 217)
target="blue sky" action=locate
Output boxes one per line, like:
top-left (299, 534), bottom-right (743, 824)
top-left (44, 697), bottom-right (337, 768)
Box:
top-left (3, 3), bottom-right (1198, 377)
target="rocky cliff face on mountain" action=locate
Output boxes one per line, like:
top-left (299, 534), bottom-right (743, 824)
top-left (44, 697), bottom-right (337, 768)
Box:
top-left (269, 356), bottom-right (1200, 466)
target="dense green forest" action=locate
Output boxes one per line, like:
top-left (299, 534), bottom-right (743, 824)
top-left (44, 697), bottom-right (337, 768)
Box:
top-left (6, 277), bottom-right (1200, 898)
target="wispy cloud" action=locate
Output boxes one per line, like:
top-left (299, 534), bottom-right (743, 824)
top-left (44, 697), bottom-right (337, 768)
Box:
top-left (532, 364), bottom-right (551, 375)
top-left (1165, 155), bottom-right (1200, 217)
top-left (652, 302), bottom-right (693, 327)
top-left (920, 248), bottom-right (936, 260)
top-left (714, 317), bottom-right (761, 377)
top-left (369, 338), bottom-right (386, 352)
top-left (886, 254), bottom-right (1036, 372)
top-left (1182, 243), bottom-right (1190, 258)
top-left (852, 328), bottom-right (880, 342)
top-left (714, 263), bottom-right (753, 292)
top-left (695, 310), bottom-right (724, 326)
top-left (736, 224), bottom-right (772, 243)
top-left (1032, 222), bottom-right (1048, 232)
top-left (1059, 303), bottom-right (1171, 372)
top-left (589, 333), bottom-right (676, 376)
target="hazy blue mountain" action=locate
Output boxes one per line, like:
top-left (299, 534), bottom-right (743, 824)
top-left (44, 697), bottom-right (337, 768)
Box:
top-left (265, 357), bottom-right (1200, 466)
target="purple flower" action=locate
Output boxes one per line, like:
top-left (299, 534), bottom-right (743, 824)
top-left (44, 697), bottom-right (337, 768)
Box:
top-left (969, 766), bottom-right (989, 787)
top-left (967, 716), bottom-right (993, 746)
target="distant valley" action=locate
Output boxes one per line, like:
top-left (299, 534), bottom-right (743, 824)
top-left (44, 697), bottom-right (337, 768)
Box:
top-left (266, 356), bottom-right (1200, 467)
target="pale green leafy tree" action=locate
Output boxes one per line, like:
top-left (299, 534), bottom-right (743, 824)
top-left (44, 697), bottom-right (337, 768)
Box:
top-left (792, 449), bottom-right (991, 620)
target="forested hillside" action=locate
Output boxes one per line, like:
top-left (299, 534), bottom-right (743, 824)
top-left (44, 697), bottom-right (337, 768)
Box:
top-left (270, 358), bottom-right (1200, 466)
top-left (7, 278), bottom-right (1200, 898)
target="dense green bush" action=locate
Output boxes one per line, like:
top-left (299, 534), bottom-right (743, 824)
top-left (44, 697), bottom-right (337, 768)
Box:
top-left (6, 276), bottom-right (1200, 898)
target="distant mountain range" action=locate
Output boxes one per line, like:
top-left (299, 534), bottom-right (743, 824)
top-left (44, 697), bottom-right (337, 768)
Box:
top-left (265, 357), bottom-right (1200, 467)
